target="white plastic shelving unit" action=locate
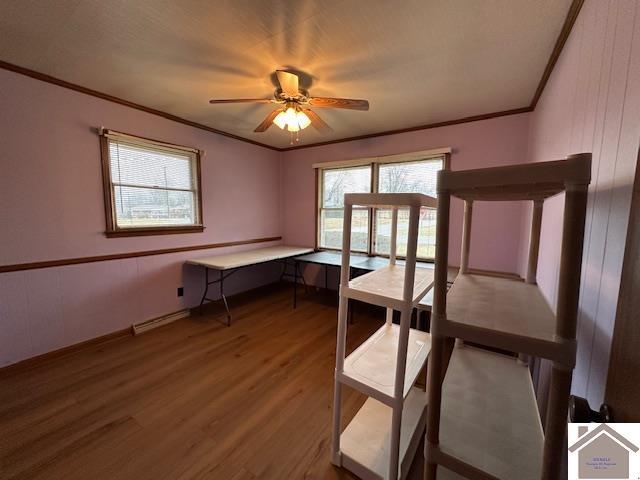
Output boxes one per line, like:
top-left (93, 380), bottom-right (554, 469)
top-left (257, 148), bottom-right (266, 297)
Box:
top-left (438, 346), bottom-right (544, 480)
top-left (340, 323), bottom-right (431, 404)
top-left (425, 153), bottom-right (592, 480)
top-left (331, 192), bottom-right (437, 480)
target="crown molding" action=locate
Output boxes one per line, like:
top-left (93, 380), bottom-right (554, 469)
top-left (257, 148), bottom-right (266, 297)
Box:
top-left (530, 0), bottom-right (585, 109)
top-left (0, 59), bottom-right (279, 151)
top-left (0, 0), bottom-right (584, 152)
top-left (279, 107), bottom-right (533, 152)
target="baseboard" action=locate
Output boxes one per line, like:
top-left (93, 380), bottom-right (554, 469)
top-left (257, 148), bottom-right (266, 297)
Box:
top-left (450, 265), bottom-right (523, 281)
top-left (133, 309), bottom-right (190, 335)
top-left (1, 280), bottom-right (294, 375)
top-left (0, 308), bottom-right (191, 375)
top-left (0, 327), bottom-right (132, 377)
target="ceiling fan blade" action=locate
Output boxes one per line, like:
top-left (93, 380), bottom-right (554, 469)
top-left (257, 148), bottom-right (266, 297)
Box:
top-left (276, 70), bottom-right (299, 96)
top-left (254, 109), bottom-right (282, 132)
top-left (304, 109), bottom-right (333, 133)
top-left (308, 97), bottom-right (369, 111)
top-left (209, 98), bottom-right (273, 104)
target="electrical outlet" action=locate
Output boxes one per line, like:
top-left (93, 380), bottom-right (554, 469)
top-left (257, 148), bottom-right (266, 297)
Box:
top-left (177, 287), bottom-right (184, 297)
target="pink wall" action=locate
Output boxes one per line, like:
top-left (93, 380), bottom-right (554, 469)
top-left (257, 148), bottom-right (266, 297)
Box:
top-left (522, 0), bottom-right (640, 407)
top-left (0, 70), bottom-right (282, 264)
top-left (4, 0), bottom-right (637, 385)
top-left (0, 69), bottom-right (532, 368)
top-left (0, 68), bottom-right (283, 367)
top-left (281, 113), bottom-right (531, 279)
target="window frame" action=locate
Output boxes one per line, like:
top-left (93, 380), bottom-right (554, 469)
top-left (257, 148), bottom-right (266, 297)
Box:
top-left (317, 164), bottom-right (373, 253)
top-left (315, 150), bottom-right (451, 261)
top-left (99, 129), bottom-right (204, 238)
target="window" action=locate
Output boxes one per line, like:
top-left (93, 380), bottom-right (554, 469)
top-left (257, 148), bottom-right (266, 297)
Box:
top-left (317, 152), bottom-right (447, 260)
top-left (100, 129), bottom-right (203, 237)
top-left (319, 166), bottom-right (371, 252)
top-left (374, 160), bottom-right (440, 259)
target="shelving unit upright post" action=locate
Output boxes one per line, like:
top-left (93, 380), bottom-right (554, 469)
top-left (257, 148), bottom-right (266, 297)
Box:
top-left (331, 192), bottom-right (437, 480)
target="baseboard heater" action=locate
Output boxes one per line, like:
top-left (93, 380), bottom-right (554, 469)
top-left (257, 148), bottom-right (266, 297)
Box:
top-left (132, 309), bottom-right (190, 335)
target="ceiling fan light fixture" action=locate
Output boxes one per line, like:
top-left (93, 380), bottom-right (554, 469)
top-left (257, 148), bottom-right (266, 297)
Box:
top-left (296, 110), bottom-right (311, 129)
top-left (272, 104), bottom-right (311, 133)
top-left (284, 106), bottom-right (299, 129)
top-left (273, 110), bottom-right (287, 129)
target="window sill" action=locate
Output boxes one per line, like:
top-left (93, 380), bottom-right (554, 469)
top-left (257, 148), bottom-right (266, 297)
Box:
top-left (105, 226), bottom-right (205, 238)
top-left (318, 246), bottom-right (369, 255)
top-left (316, 247), bottom-right (435, 263)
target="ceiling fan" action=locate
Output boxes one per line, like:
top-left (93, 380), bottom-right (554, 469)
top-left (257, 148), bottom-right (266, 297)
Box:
top-left (209, 70), bottom-right (369, 139)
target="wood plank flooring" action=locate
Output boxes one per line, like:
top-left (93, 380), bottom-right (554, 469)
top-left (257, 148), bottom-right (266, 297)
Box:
top-left (0, 285), bottom-right (424, 479)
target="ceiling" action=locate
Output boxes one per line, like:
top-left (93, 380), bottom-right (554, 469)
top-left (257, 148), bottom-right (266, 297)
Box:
top-left (0, 0), bottom-right (574, 149)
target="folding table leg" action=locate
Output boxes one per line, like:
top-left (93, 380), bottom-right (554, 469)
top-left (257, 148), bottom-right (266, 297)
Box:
top-left (198, 267), bottom-right (210, 315)
top-left (220, 270), bottom-right (231, 326)
top-left (293, 261), bottom-right (297, 309)
top-left (325, 264), bottom-right (328, 292)
top-left (296, 261), bottom-right (308, 293)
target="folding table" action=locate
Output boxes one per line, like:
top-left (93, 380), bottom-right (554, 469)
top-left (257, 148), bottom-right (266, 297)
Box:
top-left (187, 245), bottom-right (313, 325)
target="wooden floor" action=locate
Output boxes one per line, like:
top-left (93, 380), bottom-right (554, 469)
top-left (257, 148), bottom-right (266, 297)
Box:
top-left (0, 284), bottom-right (425, 480)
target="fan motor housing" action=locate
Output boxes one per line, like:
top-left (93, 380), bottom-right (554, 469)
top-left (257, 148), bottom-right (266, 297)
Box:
top-left (275, 88), bottom-right (309, 103)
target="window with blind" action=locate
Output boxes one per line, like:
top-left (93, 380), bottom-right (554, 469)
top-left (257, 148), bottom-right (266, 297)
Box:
top-left (374, 159), bottom-right (440, 259)
top-left (317, 155), bottom-right (444, 260)
top-left (100, 130), bottom-right (203, 237)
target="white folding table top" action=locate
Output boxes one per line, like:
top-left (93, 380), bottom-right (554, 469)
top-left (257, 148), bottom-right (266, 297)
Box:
top-left (186, 245), bottom-right (313, 270)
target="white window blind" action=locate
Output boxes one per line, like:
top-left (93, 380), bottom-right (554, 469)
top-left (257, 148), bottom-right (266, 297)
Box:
top-left (107, 136), bottom-right (201, 229)
top-left (374, 159), bottom-right (441, 259)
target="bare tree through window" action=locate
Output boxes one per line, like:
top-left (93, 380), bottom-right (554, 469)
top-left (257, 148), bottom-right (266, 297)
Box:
top-left (374, 160), bottom-right (441, 258)
top-left (318, 158), bottom-right (442, 258)
top-left (320, 166), bottom-right (371, 251)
